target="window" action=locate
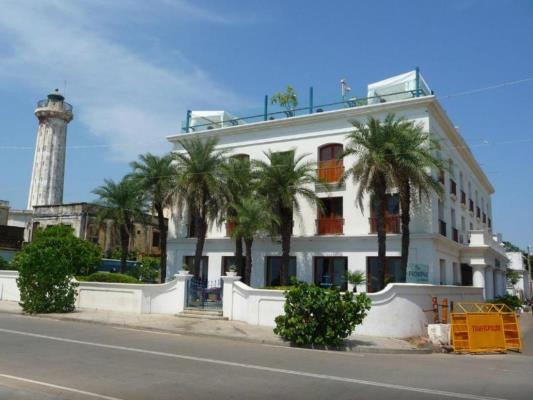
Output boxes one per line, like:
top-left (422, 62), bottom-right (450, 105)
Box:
top-left (317, 197), bottom-right (343, 234)
top-left (314, 257), bottom-right (347, 290)
top-left (221, 256), bottom-right (247, 276)
top-left (439, 259), bottom-right (446, 285)
top-left (318, 144), bottom-right (344, 183)
top-left (366, 257), bottom-right (404, 293)
top-left (231, 154), bottom-right (250, 161)
top-left (152, 230), bottom-right (161, 247)
top-left (266, 256), bottom-right (296, 287)
top-left (184, 256), bottom-right (209, 281)
top-left (187, 208), bottom-right (200, 238)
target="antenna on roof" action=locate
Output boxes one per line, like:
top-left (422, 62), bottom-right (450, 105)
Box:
top-left (340, 79), bottom-right (351, 100)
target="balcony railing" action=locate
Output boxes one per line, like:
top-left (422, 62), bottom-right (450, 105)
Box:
top-left (317, 160), bottom-right (344, 183)
top-left (450, 179), bottom-right (457, 196)
top-left (0, 225), bottom-right (24, 250)
top-left (369, 214), bottom-right (400, 234)
top-left (439, 219), bottom-right (447, 237)
top-left (469, 199), bottom-right (474, 212)
top-left (460, 191), bottom-right (466, 205)
top-left (182, 87), bottom-right (429, 133)
top-left (36, 99), bottom-right (73, 112)
top-left (452, 228), bottom-right (459, 242)
top-left (316, 218), bottom-right (344, 235)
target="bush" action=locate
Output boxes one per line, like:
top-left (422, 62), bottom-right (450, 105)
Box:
top-left (82, 272), bottom-right (140, 284)
top-left (14, 225), bottom-right (100, 313)
top-left (130, 257), bottom-right (160, 283)
top-left (273, 280), bottom-right (371, 346)
top-left (490, 294), bottom-right (522, 310)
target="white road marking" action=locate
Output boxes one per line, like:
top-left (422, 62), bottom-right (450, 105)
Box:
top-left (0, 373), bottom-right (124, 400)
top-left (0, 327), bottom-right (507, 400)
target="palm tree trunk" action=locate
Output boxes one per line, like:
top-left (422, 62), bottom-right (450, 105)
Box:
top-left (155, 203), bottom-right (167, 283)
top-left (400, 180), bottom-right (411, 274)
top-left (244, 237), bottom-right (253, 285)
top-left (235, 236), bottom-right (244, 276)
top-left (119, 224), bottom-right (130, 274)
top-left (280, 210), bottom-right (293, 286)
top-left (374, 176), bottom-right (387, 290)
top-left (193, 211), bottom-right (207, 280)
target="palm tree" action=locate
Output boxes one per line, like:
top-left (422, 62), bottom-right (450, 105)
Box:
top-left (342, 117), bottom-right (396, 290)
top-left (93, 177), bottom-right (147, 273)
top-left (384, 114), bottom-right (445, 272)
top-left (223, 156), bottom-right (256, 276)
top-left (256, 150), bottom-right (319, 285)
top-left (231, 196), bottom-right (278, 285)
top-left (173, 137), bottom-right (227, 277)
top-left (129, 153), bottom-right (176, 282)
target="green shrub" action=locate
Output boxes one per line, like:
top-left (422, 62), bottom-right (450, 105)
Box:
top-left (263, 285), bottom-right (295, 291)
top-left (14, 225), bottom-right (99, 313)
top-left (274, 280), bottom-right (371, 346)
top-left (83, 272), bottom-right (140, 284)
top-left (130, 257), bottom-right (160, 283)
top-left (490, 294), bottom-right (522, 310)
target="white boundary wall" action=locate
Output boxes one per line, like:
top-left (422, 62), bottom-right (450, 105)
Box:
top-left (0, 271), bottom-right (191, 315)
top-left (222, 279), bottom-right (483, 338)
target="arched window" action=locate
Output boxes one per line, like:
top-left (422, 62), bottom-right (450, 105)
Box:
top-left (231, 153), bottom-right (250, 161)
top-left (318, 144), bottom-right (343, 183)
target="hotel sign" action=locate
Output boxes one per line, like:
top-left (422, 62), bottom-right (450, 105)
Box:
top-left (406, 263), bottom-right (429, 283)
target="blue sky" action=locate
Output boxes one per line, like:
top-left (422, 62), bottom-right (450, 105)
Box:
top-left (0, 0), bottom-right (532, 249)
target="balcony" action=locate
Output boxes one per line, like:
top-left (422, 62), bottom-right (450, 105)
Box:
top-left (469, 199), bottom-right (474, 213)
top-left (452, 228), bottom-right (459, 243)
top-left (316, 218), bottom-right (344, 235)
top-left (0, 225), bottom-right (24, 250)
top-left (460, 191), bottom-right (466, 206)
top-left (450, 179), bottom-right (457, 197)
top-left (439, 219), bottom-right (447, 237)
top-left (369, 214), bottom-right (400, 234)
top-left (226, 222), bottom-right (236, 237)
top-left (317, 160), bottom-right (344, 183)
top-left (36, 99), bottom-right (73, 112)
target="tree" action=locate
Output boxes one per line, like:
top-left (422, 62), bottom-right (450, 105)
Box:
top-left (231, 196), bottom-right (278, 285)
top-left (506, 269), bottom-right (521, 286)
top-left (92, 177), bottom-right (147, 274)
top-left (342, 117), bottom-right (397, 291)
top-left (257, 150), bottom-right (319, 285)
top-left (173, 137), bottom-right (227, 276)
top-left (271, 85), bottom-right (298, 116)
top-left (384, 114), bottom-right (445, 273)
top-left (129, 153), bottom-right (176, 282)
top-left (15, 225), bottom-right (101, 313)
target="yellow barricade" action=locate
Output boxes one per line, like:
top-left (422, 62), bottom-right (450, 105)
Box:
top-left (450, 302), bottom-right (522, 353)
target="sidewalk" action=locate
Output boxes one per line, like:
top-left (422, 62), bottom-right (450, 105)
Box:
top-left (0, 301), bottom-right (431, 354)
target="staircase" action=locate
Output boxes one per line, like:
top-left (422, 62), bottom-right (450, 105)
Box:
top-left (178, 308), bottom-right (227, 320)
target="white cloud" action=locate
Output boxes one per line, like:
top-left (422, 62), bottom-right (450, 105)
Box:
top-left (0, 0), bottom-right (245, 160)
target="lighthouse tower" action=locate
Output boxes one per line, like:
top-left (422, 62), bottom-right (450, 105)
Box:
top-left (27, 89), bottom-right (73, 209)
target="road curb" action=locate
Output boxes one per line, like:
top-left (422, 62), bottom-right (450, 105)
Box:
top-left (1, 310), bottom-right (433, 355)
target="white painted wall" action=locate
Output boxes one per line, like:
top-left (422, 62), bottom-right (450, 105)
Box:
top-left (0, 270), bottom-right (20, 301)
top-left (223, 279), bottom-right (483, 338)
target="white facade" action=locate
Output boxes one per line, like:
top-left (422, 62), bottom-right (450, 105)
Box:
top-left (27, 90), bottom-right (73, 209)
top-left (506, 252), bottom-right (531, 300)
top-left (166, 73), bottom-right (508, 298)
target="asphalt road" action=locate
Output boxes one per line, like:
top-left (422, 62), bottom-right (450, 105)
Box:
top-left (0, 312), bottom-right (531, 400)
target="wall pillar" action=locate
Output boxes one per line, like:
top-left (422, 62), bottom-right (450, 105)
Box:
top-left (174, 273), bottom-right (192, 313)
top-left (221, 275), bottom-right (241, 320)
top-left (472, 265), bottom-right (486, 299)
top-left (485, 267), bottom-right (494, 300)
top-left (494, 271), bottom-right (504, 298)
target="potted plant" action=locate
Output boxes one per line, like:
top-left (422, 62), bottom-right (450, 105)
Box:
top-left (178, 263), bottom-right (190, 275)
top-left (226, 264), bottom-right (238, 277)
top-left (345, 271), bottom-right (366, 292)
top-left (271, 85), bottom-right (298, 117)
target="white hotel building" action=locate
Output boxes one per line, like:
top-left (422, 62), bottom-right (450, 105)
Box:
top-left (166, 71), bottom-right (508, 299)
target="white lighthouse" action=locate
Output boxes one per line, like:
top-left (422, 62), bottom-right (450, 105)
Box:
top-left (27, 89), bottom-right (73, 209)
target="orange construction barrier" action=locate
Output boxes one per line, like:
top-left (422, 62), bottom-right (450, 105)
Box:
top-left (450, 303), bottom-right (522, 353)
